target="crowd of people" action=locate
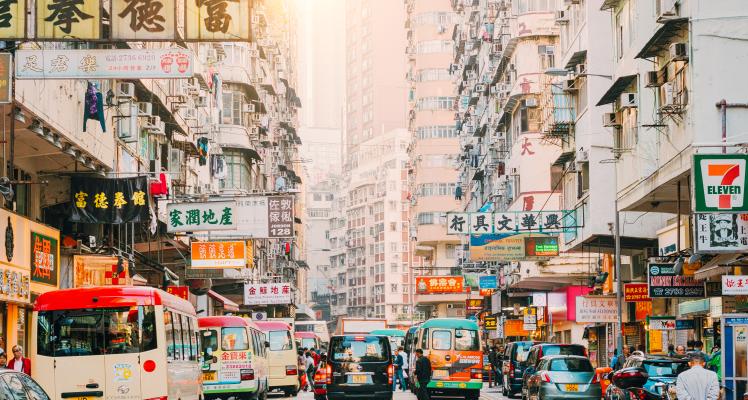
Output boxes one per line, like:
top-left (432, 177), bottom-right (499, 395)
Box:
top-left (297, 347), bottom-right (324, 391)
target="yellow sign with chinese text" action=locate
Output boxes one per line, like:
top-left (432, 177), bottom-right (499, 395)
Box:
top-left (36, 0), bottom-right (100, 39)
top-left (0, 1), bottom-right (25, 39)
top-left (111, 0), bottom-right (176, 40)
top-left (184, 0), bottom-right (251, 41)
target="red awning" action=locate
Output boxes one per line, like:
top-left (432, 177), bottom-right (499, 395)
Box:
top-left (208, 290), bottom-right (240, 312)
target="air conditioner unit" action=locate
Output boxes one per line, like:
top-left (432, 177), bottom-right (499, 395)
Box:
top-left (116, 82), bottom-right (135, 99)
top-left (243, 103), bottom-right (256, 113)
top-left (474, 84), bottom-right (486, 92)
top-left (196, 95), bottom-right (208, 108)
top-left (602, 112), bottom-right (621, 127)
top-left (662, 82), bottom-right (676, 106)
top-left (575, 63), bottom-right (587, 76)
top-left (645, 70), bottom-right (664, 88)
top-left (619, 92), bottom-right (638, 108)
top-left (117, 103), bottom-right (138, 141)
top-left (656, 0), bottom-right (678, 20)
top-left (563, 79), bottom-right (577, 92)
top-left (669, 42), bottom-right (688, 62)
top-left (555, 10), bottom-right (569, 23)
top-left (144, 115), bottom-right (160, 130)
top-left (137, 102), bottom-right (152, 117)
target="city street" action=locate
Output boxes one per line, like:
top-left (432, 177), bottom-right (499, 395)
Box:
top-left (271, 387), bottom-right (508, 400)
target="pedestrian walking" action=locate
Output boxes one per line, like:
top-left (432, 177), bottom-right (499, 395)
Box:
top-left (707, 344), bottom-right (721, 380)
top-left (393, 348), bottom-right (407, 391)
top-left (305, 351), bottom-right (316, 391)
top-left (692, 340), bottom-right (710, 362)
top-left (488, 345), bottom-right (501, 388)
top-left (675, 352), bottom-right (719, 400)
top-left (414, 349), bottom-right (432, 400)
top-left (8, 346), bottom-right (30, 375)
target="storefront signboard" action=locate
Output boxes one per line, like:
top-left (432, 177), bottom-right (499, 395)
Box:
top-left (575, 296), bottom-right (618, 323)
top-left (479, 275), bottom-right (497, 289)
top-left (166, 286), bottom-right (189, 300)
top-left (635, 301), bottom-right (653, 321)
top-left (624, 283), bottom-right (651, 302)
top-left (111, 0), bottom-right (177, 41)
top-left (0, 54), bottom-right (10, 104)
top-left (416, 276), bottom-right (464, 294)
top-left (693, 154), bottom-right (748, 213)
top-left (16, 49), bottom-right (194, 79)
top-left (185, 0), bottom-right (251, 41)
top-left (679, 298), bottom-right (710, 316)
top-left (447, 210), bottom-right (576, 234)
top-left (243, 283), bottom-right (292, 305)
top-left (35, 0), bottom-right (100, 39)
top-left (504, 319), bottom-right (529, 336)
top-left (723, 275), bottom-right (748, 295)
top-left (695, 213), bottom-right (748, 253)
top-left (466, 299), bottom-right (483, 312)
top-left (194, 196), bottom-right (295, 239)
top-left (647, 263), bottom-right (705, 298)
top-left (484, 316), bottom-right (497, 331)
top-left (676, 319), bottom-right (695, 330)
top-left (649, 318), bottom-right (676, 330)
top-left (69, 176), bottom-right (149, 224)
top-left (0, 266), bottom-right (30, 304)
top-left (166, 201), bottom-right (236, 232)
top-left (30, 232), bottom-right (58, 286)
top-left (524, 236), bottom-right (559, 257)
top-left (190, 241), bottom-right (246, 269)
top-left (469, 233), bottom-right (553, 262)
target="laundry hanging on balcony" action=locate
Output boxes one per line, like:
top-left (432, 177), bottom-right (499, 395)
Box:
top-left (197, 137), bottom-right (209, 166)
top-left (83, 82), bottom-right (106, 132)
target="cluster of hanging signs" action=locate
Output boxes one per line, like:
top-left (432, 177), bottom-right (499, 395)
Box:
top-left (0, 0), bottom-right (253, 41)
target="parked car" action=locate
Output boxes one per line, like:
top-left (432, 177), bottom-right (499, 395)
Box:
top-left (326, 335), bottom-right (393, 400)
top-left (525, 355), bottom-right (601, 400)
top-left (521, 344), bottom-right (587, 399)
top-left (0, 370), bottom-right (53, 400)
top-left (604, 355), bottom-right (689, 400)
top-left (502, 341), bottom-right (544, 397)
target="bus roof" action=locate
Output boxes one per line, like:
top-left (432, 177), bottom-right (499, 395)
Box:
top-left (198, 316), bottom-right (249, 328)
top-left (420, 318), bottom-right (479, 330)
top-left (255, 321), bottom-right (292, 331)
top-left (294, 331), bottom-right (318, 339)
top-left (370, 329), bottom-right (405, 337)
top-left (34, 286), bottom-right (196, 315)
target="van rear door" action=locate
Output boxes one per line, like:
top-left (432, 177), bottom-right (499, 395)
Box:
top-left (329, 336), bottom-right (391, 395)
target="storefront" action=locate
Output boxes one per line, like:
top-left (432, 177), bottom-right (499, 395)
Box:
top-left (0, 209), bottom-right (61, 353)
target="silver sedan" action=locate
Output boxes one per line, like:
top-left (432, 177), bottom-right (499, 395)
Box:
top-left (526, 355), bottom-right (602, 400)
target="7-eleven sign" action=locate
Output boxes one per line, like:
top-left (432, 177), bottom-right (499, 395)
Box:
top-left (694, 154), bottom-right (748, 212)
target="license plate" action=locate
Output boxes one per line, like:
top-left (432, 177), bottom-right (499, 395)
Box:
top-left (351, 375), bottom-right (367, 384)
top-left (69, 398), bottom-right (96, 400)
top-left (203, 371), bottom-right (217, 381)
top-left (432, 370), bottom-right (449, 379)
top-left (565, 384), bottom-right (578, 392)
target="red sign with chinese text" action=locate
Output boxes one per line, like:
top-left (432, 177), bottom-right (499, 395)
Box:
top-left (479, 288), bottom-right (495, 296)
top-left (624, 283), bottom-right (651, 302)
top-left (466, 298), bottom-right (483, 311)
top-left (416, 276), bottom-right (464, 294)
top-left (166, 286), bottom-right (189, 300)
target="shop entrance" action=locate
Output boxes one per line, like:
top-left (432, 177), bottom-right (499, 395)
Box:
top-left (722, 314), bottom-right (748, 400)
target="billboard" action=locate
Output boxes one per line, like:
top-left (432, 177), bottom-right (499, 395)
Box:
top-left (415, 276), bottom-right (464, 294)
top-left (447, 210), bottom-right (576, 234)
top-left (469, 233), bottom-right (555, 262)
top-left (575, 296), bottom-right (618, 323)
top-left (694, 213), bottom-right (748, 253)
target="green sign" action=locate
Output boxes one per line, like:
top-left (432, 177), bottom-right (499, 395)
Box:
top-left (524, 236), bottom-right (559, 257)
top-left (166, 201), bottom-right (236, 233)
top-left (693, 154), bottom-right (748, 213)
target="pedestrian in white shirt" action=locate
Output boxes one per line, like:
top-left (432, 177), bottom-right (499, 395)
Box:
top-left (676, 352), bottom-right (720, 400)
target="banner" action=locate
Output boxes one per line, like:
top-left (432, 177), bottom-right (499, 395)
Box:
top-left (36, 0), bottom-right (100, 39)
top-left (111, 0), bottom-right (176, 40)
top-left (624, 283), bottom-right (651, 302)
top-left (190, 241), bottom-right (246, 269)
top-left (575, 296), bottom-right (618, 323)
top-left (243, 283), bottom-right (292, 305)
top-left (416, 276), bottom-right (464, 294)
top-left (184, 0), bottom-right (251, 41)
top-left (447, 210), bottom-right (576, 234)
top-left (723, 275), bottom-right (748, 295)
top-left (469, 233), bottom-right (553, 262)
top-left (31, 232), bottom-right (58, 286)
top-left (16, 49), bottom-right (194, 79)
top-left (479, 275), bottom-right (497, 289)
top-left (70, 176), bottom-right (149, 224)
top-left (693, 154), bottom-right (748, 213)
top-left (648, 263), bottom-right (705, 298)
top-left (197, 196), bottom-right (295, 239)
top-left (167, 201), bottom-right (236, 232)
top-left (74, 255), bottom-right (131, 287)
top-left (695, 213), bottom-right (748, 253)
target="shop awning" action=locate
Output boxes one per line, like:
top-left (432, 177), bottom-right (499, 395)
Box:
top-left (553, 150), bottom-right (575, 166)
top-left (564, 50), bottom-right (588, 70)
top-left (208, 290), bottom-right (240, 312)
top-left (694, 254), bottom-right (738, 281)
top-left (596, 74), bottom-right (637, 106)
top-left (600, 0), bottom-right (622, 10)
top-left (635, 18), bottom-right (689, 59)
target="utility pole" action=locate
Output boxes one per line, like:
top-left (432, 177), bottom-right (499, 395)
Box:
top-left (614, 162), bottom-right (623, 358)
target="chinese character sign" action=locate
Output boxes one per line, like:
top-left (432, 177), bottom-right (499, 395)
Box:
top-left (243, 282), bottom-right (292, 305)
top-left (624, 283), bottom-right (651, 302)
top-left (15, 49), bottom-right (194, 79)
top-left (30, 232), bottom-right (58, 286)
top-left (69, 176), bottom-right (149, 224)
top-left (184, 0), bottom-right (250, 41)
top-left (446, 211), bottom-right (575, 234)
top-left (722, 275), bottom-right (748, 295)
top-left (0, 53), bottom-right (10, 104)
top-left (647, 263), bottom-right (705, 298)
top-left (466, 298), bottom-right (483, 311)
top-left (0, 266), bottom-right (29, 304)
top-left (36, 0), bottom-right (100, 39)
top-left (695, 213), bottom-right (748, 253)
top-left (268, 196), bottom-right (294, 238)
top-left (0, 0), bottom-right (24, 39)
top-left (415, 276), bottom-right (465, 294)
top-left (190, 241), bottom-right (246, 269)
top-left (111, 0), bottom-right (176, 40)
top-left (167, 201), bottom-right (236, 232)
top-left (575, 296), bottom-right (619, 323)
top-left (166, 285), bottom-right (189, 300)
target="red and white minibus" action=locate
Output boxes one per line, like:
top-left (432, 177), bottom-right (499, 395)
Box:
top-left (32, 286), bottom-right (202, 400)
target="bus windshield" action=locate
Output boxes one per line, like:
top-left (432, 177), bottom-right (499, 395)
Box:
top-left (268, 330), bottom-right (293, 351)
top-left (37, 306), bottom-right (157, 357)
top-left (455, 329), bottom-right (479, 351)
top-left (300, 338), bottom-right (317, 349)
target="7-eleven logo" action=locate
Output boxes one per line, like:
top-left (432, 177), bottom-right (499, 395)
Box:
top-left (701, 158), bottom-right (746, 210)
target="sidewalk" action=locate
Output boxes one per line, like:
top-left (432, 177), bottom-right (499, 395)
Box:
top-left (480, 386), bottom-right (505, 400)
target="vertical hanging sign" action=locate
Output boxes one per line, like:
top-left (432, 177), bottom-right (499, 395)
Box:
top-left (184, 0), bottom-right (251, 41)
top-left (111, 0), bottom-right (177, 40)
top-left (0, 0), bottom-right (25, 39)
top-left (36, 0), bottom-right (101, 39)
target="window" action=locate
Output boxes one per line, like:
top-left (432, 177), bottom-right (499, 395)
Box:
top-left (268, 330), bottom-right (293, 351)
top-left (173, 313), bottom-right (184, 360)
top-left (222, 90), bottom-right (244, 125)
top-left (455, 329), bottom-right (479, 351)
top-left (446, 244), bottom-right (458, 259)
top-left (222, 150), bottom-right (252, 190)
top-left (549, 358), bottom-right (593, 372)
top-left (432, 330), bottom-right (452, 350)
top-left (2, 375), bottom-right (28, 400)
top-left (222, 327), bottom-right (249, 351)
top-left (18, 374), bottom-right (47, 400)
top-left (416, 40), bottom-right (453, 54)
top-left (165, 311), bottom-right (175, 360)
top-left (416, 126), bottom-right (458, 139)
top-left (416, 97), bottom-right (454, 111)
top-left (36, 306), bottom-right (157, 357)
top-left (417, 69), bottom-right (451, 82)
top-left (330, 336), bottom-right (388, 362)
top-left (201, 329), bottom-right (219, 356)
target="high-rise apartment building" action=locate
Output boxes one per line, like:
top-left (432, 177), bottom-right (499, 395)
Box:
top-left (405, 0), bottom-right (467, 319)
